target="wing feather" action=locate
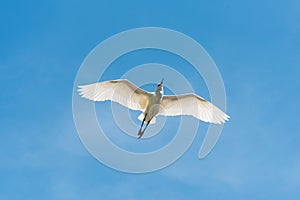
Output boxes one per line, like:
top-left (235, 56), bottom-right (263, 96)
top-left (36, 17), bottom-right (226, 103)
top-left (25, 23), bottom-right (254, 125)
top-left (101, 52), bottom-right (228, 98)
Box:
top-left (159, 94), bottom-right (229, 124)
top-left (78, 79), bottom-right (150, 111)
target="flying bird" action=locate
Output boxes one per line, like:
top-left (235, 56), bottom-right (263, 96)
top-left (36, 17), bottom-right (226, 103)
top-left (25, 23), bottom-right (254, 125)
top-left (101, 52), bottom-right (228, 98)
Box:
top-left (78, 79), bottom-right (229, 138)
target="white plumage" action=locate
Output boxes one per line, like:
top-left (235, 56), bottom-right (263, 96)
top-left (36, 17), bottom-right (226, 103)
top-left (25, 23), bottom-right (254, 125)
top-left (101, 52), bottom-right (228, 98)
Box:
top-left (78, 79), bottom-right (229, 138)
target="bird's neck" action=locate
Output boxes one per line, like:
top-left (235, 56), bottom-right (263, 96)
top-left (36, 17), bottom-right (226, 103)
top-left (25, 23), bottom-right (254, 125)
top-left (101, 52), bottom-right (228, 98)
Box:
top-left (155, 87), bottom-right (164, 97)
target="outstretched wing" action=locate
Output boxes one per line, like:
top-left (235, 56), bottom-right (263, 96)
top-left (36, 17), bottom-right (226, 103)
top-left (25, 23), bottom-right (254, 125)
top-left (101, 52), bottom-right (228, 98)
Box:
top-left (78, 79), bottom-right (151, 111)
top-left (159, 94), bottom-right (229, 124)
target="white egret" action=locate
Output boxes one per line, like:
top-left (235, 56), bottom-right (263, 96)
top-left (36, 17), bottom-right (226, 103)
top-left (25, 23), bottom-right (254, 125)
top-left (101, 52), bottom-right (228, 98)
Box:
top-left (78, 79), bottom-right (229, 138)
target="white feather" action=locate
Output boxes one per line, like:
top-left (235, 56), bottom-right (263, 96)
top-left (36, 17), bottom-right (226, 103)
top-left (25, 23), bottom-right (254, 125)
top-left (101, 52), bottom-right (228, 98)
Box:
top-left (78, 79), bottom-right (229, 138)
top-left (159, 94), bottom-right (229, 124)
top-left (78, 79), bottom-right (150, 111)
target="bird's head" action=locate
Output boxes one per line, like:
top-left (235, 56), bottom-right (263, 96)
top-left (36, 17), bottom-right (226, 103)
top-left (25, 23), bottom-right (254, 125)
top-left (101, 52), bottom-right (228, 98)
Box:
top-left (155, 78), bottom-right (164, 95)
top-left (157, 78), bottom-right (164, 88)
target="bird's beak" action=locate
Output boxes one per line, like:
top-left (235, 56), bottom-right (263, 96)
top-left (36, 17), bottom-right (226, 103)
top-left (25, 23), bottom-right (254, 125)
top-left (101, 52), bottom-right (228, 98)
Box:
top-left (160, 78), bottom-right (164, 85)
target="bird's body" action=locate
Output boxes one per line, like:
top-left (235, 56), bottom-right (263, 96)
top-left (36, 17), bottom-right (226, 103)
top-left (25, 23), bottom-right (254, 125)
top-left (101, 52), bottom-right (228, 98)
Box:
top-left (139, 84), bottom-right (163, 124)
top-left (78, 79), bottom-right (229, 138)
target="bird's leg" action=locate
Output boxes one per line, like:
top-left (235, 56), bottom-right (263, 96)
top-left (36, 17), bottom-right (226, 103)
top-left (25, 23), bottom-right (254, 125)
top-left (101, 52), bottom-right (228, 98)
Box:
top-left (138, 118), bottom-right (152, 139)
top-left (138, 114), bottom-right (147, 138)
top-left (142, 121), bottom-right (150, 133)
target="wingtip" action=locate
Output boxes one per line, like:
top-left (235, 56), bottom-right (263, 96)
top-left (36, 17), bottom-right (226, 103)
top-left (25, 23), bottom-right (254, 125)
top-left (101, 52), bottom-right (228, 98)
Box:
top-left (77, 85), bottom-right (84, 92)
top-left (214, 114), bottom-right (230, 124)
top-left (225, 114), bottom-right (230, 122)
top-left (77, 85), bottom-right (91, 99)
top-left (221, 115), bottom-right (230, 124)
top-left (77, 86), bottom-right (84, 95)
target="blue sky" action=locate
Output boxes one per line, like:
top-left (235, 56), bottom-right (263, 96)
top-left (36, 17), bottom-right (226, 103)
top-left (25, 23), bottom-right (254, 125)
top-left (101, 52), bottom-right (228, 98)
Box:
top-left (1, 0), bottom-right (300, 199)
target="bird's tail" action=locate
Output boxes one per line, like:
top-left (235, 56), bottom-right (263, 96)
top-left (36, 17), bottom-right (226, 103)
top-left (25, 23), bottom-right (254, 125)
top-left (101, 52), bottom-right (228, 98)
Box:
top-left (138, 113), bottom-right (156, 124)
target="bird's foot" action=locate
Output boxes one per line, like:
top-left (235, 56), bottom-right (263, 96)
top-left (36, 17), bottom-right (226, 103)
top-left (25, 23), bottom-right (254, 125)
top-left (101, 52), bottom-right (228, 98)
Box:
top-left (137, 130), bottom-right (144, 139)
